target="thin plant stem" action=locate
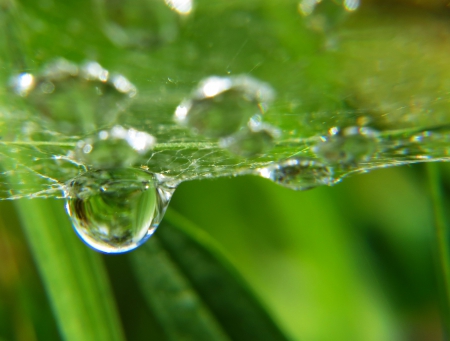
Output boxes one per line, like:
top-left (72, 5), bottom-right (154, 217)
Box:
top-left (427, 162), bottom-right (450, 338)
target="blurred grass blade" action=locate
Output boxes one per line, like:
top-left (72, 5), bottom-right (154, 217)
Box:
top-left (427, 163), bottom-right (450, 338)
top-left (130, 236), bottom-right (230, 341)
top-left (14, 198), bottom-right (126, 341)
top-left (130, 208), bottom-right (291, 341)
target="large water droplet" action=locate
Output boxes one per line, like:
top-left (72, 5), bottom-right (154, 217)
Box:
top-left (74, 125), bottom-right (156, 168)
top-left (258, 158), bottom-right (334, 190)
top-left (313, 126), bottom-right (379, 166)
top-left (175, 75), bottom-right (275, 138)
top-left (65, 168), bottom-right (174, 254)
top-left (11, 58), bottom-right (137, 135)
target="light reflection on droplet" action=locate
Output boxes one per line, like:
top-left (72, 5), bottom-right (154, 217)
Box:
top-left (174, 75), bottom-right (275, 138)
top-left (10, 73), bottom-right (35, 97)
top-left (343, 0), bottom-right (360, 12)
top-left (164, 0), bottom-right (193, 15)
top-left (42, 58), bottom-right (79, 81)
top-left (81, 61), bottom-right (109, 82)
top-left (298, 0), bottom-right (321, 16)
top-left (111, 74), bottom-right (137, 97)
top-left (199, 76), bottom-right (232, 98)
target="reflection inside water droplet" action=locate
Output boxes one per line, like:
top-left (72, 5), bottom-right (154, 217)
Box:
top-left (314, 126), bottom-right (379, 166)
top-left (220, 116), bottom-right (279, 157)
top-left (65, 168), bottom-right (174, 254)
top-left (258, 158), bottom-right (334, 190)
top-left (174, 75), bottom-right (275, 138)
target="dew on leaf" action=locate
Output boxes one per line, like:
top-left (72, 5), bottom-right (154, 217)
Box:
top-left (313, 126), bottom-right (379, 166)
top-left (174, 75), bottom-right (275, 139)
top-left (10, 58), bottom-right (137, 135)
top-left (65, 168), bottom-right (174, 254)
top-left (74, 125), bottom-right (156, 168)
top-left (258, 158), bottom-right (335, 190)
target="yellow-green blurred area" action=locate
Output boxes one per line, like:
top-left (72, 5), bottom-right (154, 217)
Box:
top-left (0, 163), bottom-right (447, 341)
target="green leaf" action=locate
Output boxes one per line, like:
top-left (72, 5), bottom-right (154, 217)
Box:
top-left (130, 208), bottom-right (290, 341)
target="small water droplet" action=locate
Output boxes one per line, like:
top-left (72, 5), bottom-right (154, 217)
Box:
top-left (75, 125), bottom-right (156, 168)
top-left (313, 126), bottom-right (379, 166)
top-left (258, 158), bottom-right (334, 190)
top-left (174, 75), bottom-right (275, 138)
top-left (65, 168), bottom-right (174, 254)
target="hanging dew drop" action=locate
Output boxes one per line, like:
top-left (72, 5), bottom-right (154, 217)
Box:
top-left (65, 168), bottom-right (174, 254)
top-left (174, 75), bottom-right (275, 139)
top-left (258, 158), bottom-right (335, 190)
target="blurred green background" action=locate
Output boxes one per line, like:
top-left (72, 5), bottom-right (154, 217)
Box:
top-left (0, 164), bottom-right (445, 340)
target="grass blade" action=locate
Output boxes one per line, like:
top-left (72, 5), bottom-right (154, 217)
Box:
top-left (427, 163), bottom-right (450, 338)
top-left (130, 208), bottom-right (291, 341)
top-left (14, 198), bottom-right (126, 341)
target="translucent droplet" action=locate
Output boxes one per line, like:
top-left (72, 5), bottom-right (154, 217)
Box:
top-left (220, 117), bottom-right (279, 157)
top-left (65, 168), bottom-right (174, 254)
top-left (258, 158), bottom-right (334, 190)
top-left (74, 125), bottom-right (156, 168)
top-left (175, 75), bottom-right (275, 139)
top-left (11, 58), bottom-right (137, 135)
top-left (313, 126), bottom-right (379, 166)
